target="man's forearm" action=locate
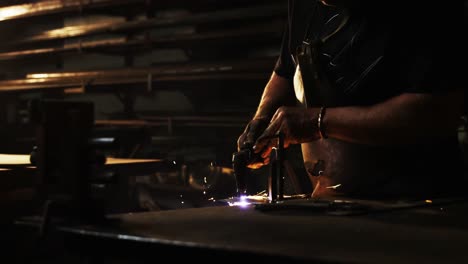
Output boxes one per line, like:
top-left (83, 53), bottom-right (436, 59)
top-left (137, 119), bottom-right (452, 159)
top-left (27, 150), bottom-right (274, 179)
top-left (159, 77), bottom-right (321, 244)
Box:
top-left (254, 72), bottom-right (295, 120)
top-left (324, 91), bottom-right (464, 145)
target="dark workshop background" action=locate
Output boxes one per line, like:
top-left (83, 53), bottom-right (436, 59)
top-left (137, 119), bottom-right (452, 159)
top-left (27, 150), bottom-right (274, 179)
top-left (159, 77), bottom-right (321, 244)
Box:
top-left (0, 0), bottom-right (467, 263)
top-left (0, 0), bottom-right (285, 158)
top-left (0, 0), bottom-right (468, 207)
top-left (0, 1), bottom-right (289, 261)
top-left (0, 0), bottom-right (311, 213)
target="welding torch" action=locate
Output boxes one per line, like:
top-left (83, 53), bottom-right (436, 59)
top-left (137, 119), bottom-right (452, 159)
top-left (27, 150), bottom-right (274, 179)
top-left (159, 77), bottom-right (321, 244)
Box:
top-left (232, 143), bottom-right (259, 196)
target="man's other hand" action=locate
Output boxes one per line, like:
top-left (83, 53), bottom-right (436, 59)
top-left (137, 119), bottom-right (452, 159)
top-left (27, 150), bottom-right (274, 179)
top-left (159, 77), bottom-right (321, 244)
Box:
top-left (253, 107), bottom-right (322, 160)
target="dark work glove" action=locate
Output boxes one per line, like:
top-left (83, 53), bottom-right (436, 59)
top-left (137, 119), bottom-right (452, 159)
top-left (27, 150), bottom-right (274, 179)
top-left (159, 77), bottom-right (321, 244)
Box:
top-left (237, 118), bottom-right (270, 169)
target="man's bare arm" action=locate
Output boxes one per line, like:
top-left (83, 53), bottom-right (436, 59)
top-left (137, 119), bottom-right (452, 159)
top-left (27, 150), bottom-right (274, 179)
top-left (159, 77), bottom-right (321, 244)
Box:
top-left (324, 90), bottom-right (464, 145)
top-left (254, 90), bottom-right (464, 156)
top-left (253, 72), bottom-right (295, 120)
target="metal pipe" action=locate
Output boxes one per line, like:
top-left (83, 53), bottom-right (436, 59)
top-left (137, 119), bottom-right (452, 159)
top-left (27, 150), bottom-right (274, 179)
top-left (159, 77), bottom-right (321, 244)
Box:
top-left (0, 0), bottom-right (145, 22)
top-left (6, 3), bottom-right (285, 45)
top-left (268, 133), bottom-right (284, 203)
top-left (0, 59), bottom-right (273, 93)
top-left (0, 26), bottom-right (280, 61)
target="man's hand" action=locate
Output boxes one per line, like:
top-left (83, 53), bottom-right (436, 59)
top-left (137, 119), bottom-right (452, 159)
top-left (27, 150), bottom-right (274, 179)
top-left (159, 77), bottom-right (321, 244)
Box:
top-left (237, 117), bottom-right (270, 150)
top-left (253, 107), bottom-right (321, 160)
top-left (236, 72), bottom-right (295, 169)
top-left (237, 117), bottom-right (270, 169)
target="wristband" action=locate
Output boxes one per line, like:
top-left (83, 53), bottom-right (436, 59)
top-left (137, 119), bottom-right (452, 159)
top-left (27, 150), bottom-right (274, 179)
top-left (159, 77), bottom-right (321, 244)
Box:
top-left (318, 107), bottom-right (327, 139)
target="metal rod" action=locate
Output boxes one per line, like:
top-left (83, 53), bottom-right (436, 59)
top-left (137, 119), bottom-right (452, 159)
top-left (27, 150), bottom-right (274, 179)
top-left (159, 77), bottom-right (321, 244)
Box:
top-left (269, 149), bottom-right (278, 203)
top-left (4, 3), bottom-right (285, 46)
top-left (0, 27), bottom-right (280, 61)
top-left (268, 133), bottom-right (285, 203)
top-left (277, 133), bottom-right (284, 201)
top-left (0, 59), bottom-right (273, 93)
top-left (0, 0), bottom-right (146, 22)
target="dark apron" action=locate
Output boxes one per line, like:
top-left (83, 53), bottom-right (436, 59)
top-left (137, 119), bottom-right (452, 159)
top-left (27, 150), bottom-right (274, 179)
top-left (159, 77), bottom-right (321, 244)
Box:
top-left (294, 9), bottom-right (357, 198)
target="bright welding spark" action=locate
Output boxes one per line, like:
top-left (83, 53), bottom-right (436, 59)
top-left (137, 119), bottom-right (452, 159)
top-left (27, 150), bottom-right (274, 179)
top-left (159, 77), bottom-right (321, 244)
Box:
top-left (326, 184), bottom-right (342, 190)
top-left (228, 195), bottom-right (251, 208)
